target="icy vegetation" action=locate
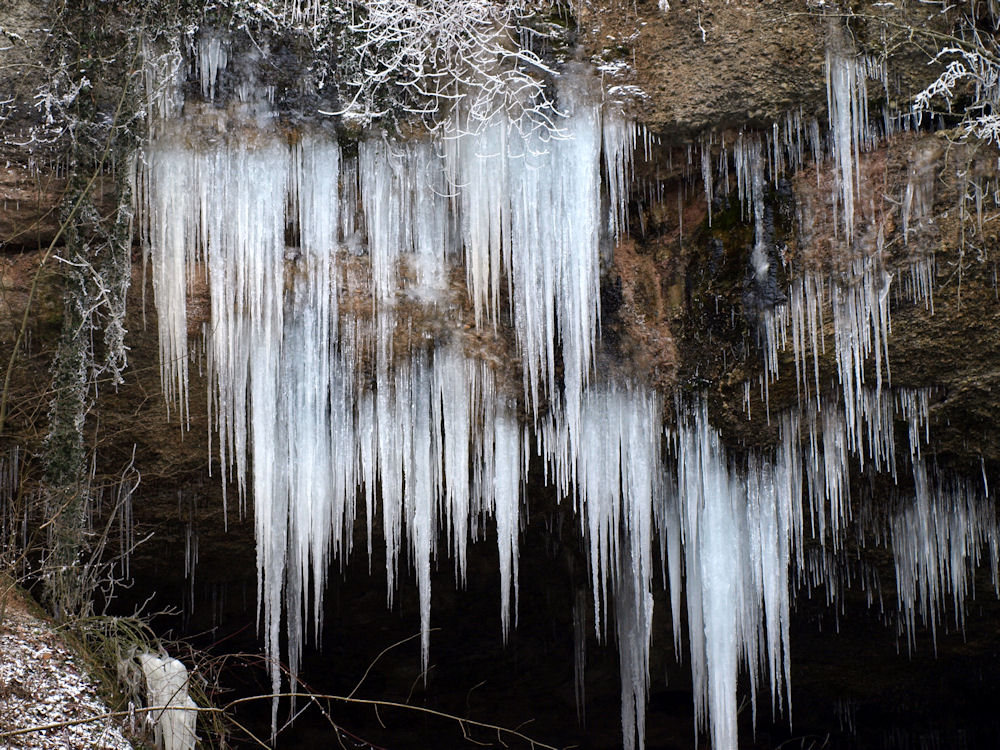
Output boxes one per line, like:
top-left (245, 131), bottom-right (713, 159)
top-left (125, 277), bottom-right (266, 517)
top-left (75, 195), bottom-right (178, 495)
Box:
top-left (341, 0), bottom-right (560, 130)
top-left (136, 21), bottom-right (1000, 750)
top-left (137, 653), bottom-right (199, 750)
top-left (913, 1), bottom-right (1000, 147)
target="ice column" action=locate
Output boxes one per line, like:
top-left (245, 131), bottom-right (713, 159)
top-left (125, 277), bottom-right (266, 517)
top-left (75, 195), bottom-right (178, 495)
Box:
top-left (138, 653), bottom-right (199, 750)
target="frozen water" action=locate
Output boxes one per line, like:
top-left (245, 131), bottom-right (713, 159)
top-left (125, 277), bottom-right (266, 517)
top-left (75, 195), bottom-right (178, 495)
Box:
top-left (138, 36), bottom-right (1000, 750)
top-left (444, 75), bottom-right (607, 443)
top-left (675, 404), bottom-right (797, 749)
top-left (137, 653), bottom-right (198, 750)
top-left (893, 458), bottom-right (999, 650)
top-left (196, 32), bottom-right (228, 102)
top-left (572, 589), bottom-right (588, 722)
top-left (141, 67), bottom-right (637, 727)
top-left (825, 28), bottom-right (882, 241)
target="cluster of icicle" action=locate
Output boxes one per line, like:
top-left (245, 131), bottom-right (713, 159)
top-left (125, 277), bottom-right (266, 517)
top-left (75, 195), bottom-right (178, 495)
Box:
top-left (138, 30), bottom-right (1000, 750)
top-left (685, 29), bottom-right (944, 433)
top-left (697, 40), bottom-right (908, 241)
top-left (668, 404), bottom-right (798, 750)
top-left (671, 384), bottom-right (999, 750)
top-left (140, 48), bottom-right (651, 737)
top-left (705, 31), bottom-right (941, 424)
top-left (892, 457), bottom-right (1000, 650)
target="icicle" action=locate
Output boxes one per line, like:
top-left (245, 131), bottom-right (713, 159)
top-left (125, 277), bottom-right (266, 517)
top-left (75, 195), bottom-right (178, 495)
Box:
top-left (573, 589), bottom-right (588, 723)
top-left (197, 32), bottom-right (228, 102)
top-left (492, 399), bottom-right (523, 639)
top-left (701, 135), bottom-right (714, 226)
top-left (676, 406), bottom-right (740, 749)
top-left (783, 272), bottom-right (825, 406)
top-left (831, 257), bottom-right (893, 434)
top-left (902, 140), bottom-right (940, 246)
top-left (656, 471), bottom-right (684, 653)
top-left (605, 112), bottom-right (638, 241)
top-left (535, 382), bottom-right (661, 749)
top-left (676, 402), bottom-right (799, 749)
top-left (761, 251), bottom-right (894, 452)
top-left (142, 141), bottom-right (196, 426)
top-left (404, 354), bottom-right (437, 672)
top-left (445, 73), bottom-right (632, 450)
top-left (892, 460), bottom-right (1000, 650)
top-left (435, 345), bottom-right (473, 582)
top-left (142, 68), bottom-right (647, 748)
top-left (141, 36), bottom-right (184, 136)
top-left (360, 138), bottom-right (456, 305)
top-left (825, 27), bottom-right (882, 241)
top-left (897, 388), bottom-right (931, 462)
top-left (616, 538), bottom-right (654, 750)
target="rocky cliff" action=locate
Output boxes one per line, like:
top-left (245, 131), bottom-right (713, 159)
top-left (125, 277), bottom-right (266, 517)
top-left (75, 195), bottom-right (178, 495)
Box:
top-left (1, 1), bottom-right (999, 749)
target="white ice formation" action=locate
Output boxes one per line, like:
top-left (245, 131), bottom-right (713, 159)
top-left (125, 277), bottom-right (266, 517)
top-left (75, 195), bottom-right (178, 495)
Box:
top-left (539, 383), bottom-right (661, 750)
top-left (892, 458), bottom-right (1000, 650)
top-left (137, 653), bottom-right (199, 750)
top-left (141, 61), bottom-right (649, 738)
top-left (138, 28), bottom-right (1000, 750)
top-left (672, 405), bottom-right (798, 750)
top-left (826, 31), bottom-right (882, 241)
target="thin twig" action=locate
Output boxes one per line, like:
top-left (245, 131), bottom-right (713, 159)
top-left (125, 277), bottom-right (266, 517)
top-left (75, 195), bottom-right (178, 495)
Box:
top-left (223, 692), bottom-right (566, 750)
top-left (0, 690), bottom-right (566, 750)
top-left (348, 629), bottom-right (434, 698)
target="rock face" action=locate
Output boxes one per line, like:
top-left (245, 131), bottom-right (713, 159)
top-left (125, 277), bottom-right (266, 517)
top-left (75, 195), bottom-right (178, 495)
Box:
top-left (577, 0), bottom-right (948, 137)
top-left (581, 0), bottom-right (831, 135)
top-left (2, 1), bottom-right (1000, 750)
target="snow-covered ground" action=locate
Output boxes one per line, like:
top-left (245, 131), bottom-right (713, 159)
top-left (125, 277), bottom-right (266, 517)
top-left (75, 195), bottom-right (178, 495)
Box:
top-left (0, 598), bottom-right (134, 750)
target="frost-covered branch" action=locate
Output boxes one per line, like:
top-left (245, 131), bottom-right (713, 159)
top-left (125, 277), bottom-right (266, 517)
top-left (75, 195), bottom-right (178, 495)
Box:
top-left (337, 0), bottom-right (560, 132)
top-left (185, 0), bottom-right (563, 132)
top-left (912, 12), bottom-right (1000, 144)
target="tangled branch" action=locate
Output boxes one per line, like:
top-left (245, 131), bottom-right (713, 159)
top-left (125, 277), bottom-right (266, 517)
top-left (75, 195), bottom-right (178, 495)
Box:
top-left (328, 0), bottom-right (560, 133)
top-left (911, 11), bottom-right (1000, 144)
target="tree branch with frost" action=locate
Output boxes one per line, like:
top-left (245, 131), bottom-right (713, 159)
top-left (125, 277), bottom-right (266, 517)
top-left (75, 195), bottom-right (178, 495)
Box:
top-left (152, 0), bottom-right (564, 133)
top-left (804, 2), bottom-right (1000, 147)
top-left (335, 0), bottom-right (560, 133)
top-left (823, 0), bottom-right (999, 147)
top-left (914, 41), bottom-right (1000, 143)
